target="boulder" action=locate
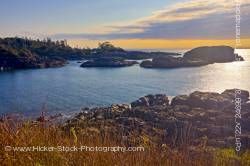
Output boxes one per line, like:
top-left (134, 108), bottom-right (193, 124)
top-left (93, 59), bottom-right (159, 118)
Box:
top-left (171, 95), bottom-right (189, 106)
top-left (188, 91), bottom-right (233, 109)
top-left (172, 91), bottom-right (234, 110)
top-left (115, 117), bottom-right (145, 127)
top-left (131, 94), bottom-right (169, 107)
top-left (111, 104), bottom-right (131, 112)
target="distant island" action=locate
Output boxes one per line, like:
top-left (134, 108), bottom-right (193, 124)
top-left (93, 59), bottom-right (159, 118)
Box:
top-left (0, 38), bottom-right (179, 70)
top-left (0, 37), bottom-right (244, 70)
top-left (80, 57), bottom-right (139, 68)
top-left (0, 37), bottom-right (87, 70)
top-left (140, 46), bottom-right (244, 68)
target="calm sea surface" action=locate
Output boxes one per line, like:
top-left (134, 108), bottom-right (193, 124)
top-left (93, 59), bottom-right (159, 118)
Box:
top-left (0, 49), bottom-right (249, 116)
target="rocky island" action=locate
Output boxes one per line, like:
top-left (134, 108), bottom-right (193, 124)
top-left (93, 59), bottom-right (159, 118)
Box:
top-left (141, 46), bottom-right (244, 68)
top-left (1, 38), bottom-right (245, 70)
top-left (0, 37), bottom-right (88, 70)
top-left (80, 57), bottom-right (138, 67)
top-left (0, 38), bottom-right (181, 70)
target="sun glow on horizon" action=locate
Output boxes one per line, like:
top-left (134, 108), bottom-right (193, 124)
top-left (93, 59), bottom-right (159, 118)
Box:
top-left (67, 38), bottom-right (250, 50)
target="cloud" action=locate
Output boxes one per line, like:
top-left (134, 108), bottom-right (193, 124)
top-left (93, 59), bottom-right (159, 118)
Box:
top-left (52, 0), bottom-right (250, 40)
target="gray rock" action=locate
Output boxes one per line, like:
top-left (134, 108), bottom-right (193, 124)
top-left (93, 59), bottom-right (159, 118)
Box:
top-left (188, 91), bottom-right (232, 109)
top-left (173, 105), bottom-right (191, 112)
top-left (221, 89), bottom-right (249, 102)
top-left (171, 95), bottom-right (189, 106)
top-left (131, 94), bottom-right (169, 107)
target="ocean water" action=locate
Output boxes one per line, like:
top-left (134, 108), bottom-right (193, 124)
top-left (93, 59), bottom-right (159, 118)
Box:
top-left (0, 49), bottom-right (249, 116)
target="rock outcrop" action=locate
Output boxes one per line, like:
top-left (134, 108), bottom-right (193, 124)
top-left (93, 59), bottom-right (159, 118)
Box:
top-left (140, 46), bottom-right (244, 68)
top-left (131, 94), bottom-right (169, 107)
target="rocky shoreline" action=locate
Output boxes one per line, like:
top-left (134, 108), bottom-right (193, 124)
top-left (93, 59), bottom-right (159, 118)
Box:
top-left (64, 89), bottom-right (250, 149)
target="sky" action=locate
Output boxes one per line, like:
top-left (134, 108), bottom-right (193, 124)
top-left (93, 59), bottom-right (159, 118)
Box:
top-left (0, 0), bottom-right (250, 49)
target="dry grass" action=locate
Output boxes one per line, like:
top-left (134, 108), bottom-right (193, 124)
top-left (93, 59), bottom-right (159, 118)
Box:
top-left (0, 119), bottom-right (249, 166)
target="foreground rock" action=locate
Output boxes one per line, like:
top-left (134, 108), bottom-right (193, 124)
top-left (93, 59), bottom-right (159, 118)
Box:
top-left (140, 46), bottom-right (244, 68)
top-left (80, 58), bottom-right (138, 67)
top-left (65, 89), bottom-right (250, 149)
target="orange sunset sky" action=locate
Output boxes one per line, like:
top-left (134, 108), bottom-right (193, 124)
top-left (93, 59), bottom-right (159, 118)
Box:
top-left (1, 0), bottom-right (250, 49)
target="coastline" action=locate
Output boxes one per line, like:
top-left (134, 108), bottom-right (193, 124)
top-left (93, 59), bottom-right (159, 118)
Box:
top-left (1, 88), bottom-right (250, 165)
top-left (2, 88), bottom-right (250, 148)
